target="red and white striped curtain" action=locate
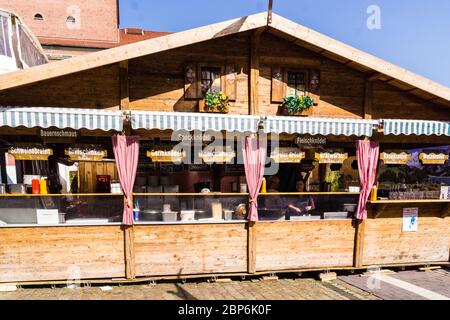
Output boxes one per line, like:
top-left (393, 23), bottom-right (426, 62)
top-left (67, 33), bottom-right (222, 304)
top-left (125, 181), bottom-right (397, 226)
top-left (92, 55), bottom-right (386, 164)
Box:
top-left (112, 135), bottom-right (140, 225)
top-left (356, 140), bottom-right (379, 220)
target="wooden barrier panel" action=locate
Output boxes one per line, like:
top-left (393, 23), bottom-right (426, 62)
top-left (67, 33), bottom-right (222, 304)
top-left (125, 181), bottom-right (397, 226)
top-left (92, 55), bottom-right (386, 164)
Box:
top-left (255, 220), bottom-right (356, 271)
top-left (134, 223), bottom-right (248, 277)
top-left (0, 226), bottom-right (125, 283)
top-left (363, 204), bottom-right (450, 266)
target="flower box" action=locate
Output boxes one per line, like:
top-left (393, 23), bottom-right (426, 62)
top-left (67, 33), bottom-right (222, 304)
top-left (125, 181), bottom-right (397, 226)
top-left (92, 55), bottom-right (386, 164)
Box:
top-left (281, 95), bottom-right (315, 117)
top-left (281, 104), bottom-right (313, 116)
top-left (198, 99), bottom-right (227, 113)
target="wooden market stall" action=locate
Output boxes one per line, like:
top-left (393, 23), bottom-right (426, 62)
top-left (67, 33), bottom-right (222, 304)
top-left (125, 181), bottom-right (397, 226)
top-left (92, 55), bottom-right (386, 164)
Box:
top-left (0, 12), bottom-right (449, 284)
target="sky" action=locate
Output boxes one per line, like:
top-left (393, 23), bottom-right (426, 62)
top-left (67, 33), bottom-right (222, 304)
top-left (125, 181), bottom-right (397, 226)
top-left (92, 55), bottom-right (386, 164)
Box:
top-left (119, 0), bottom-right (450, 87)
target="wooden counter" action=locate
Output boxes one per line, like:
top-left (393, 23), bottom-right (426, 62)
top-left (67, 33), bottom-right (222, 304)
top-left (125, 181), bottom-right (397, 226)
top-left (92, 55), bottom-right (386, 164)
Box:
top-left (362, 201), bottom-right (450, 266)
top-left (255, 220), bottom-right (356, 271)
top-left (0, 225), bottom-right (125, 283)
top-left (133, 223), bottom-right (248, 277)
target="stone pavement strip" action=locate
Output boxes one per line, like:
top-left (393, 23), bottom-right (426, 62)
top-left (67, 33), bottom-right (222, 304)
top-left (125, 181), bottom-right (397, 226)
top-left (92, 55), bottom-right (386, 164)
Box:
top-left (0, 278), bottom-right (380, 300)
top-left (339, 269), bottom-right (450, 300)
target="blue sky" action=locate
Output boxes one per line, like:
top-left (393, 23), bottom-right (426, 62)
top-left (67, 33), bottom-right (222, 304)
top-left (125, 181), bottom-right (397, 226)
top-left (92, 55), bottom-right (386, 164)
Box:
top-left (119, 0), bottom-right (450, 87)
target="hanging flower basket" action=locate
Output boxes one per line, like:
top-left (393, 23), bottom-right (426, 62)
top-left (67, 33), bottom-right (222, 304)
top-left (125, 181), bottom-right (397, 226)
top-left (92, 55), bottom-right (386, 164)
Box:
top-left (281, 95), bottom-right (315, 116)
top-left (199, 91), bottom-right (230, 113)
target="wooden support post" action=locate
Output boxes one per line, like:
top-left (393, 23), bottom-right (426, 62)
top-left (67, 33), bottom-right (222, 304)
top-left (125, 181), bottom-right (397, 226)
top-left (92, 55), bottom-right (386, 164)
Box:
top-left (442, 203), bottom-right (450, 218)
top-left (248, 221), bottom-right (257, 274)
top-left (249, 29), bottom-right (262, 115)
top-left (119, 60), bottom-right (130, 110)
top-left (353, 219), bottom-right (366, 268)
top-left (124, 225), bottom-right (136, 279)
top-left (363, 80), bottom-right (373, 120)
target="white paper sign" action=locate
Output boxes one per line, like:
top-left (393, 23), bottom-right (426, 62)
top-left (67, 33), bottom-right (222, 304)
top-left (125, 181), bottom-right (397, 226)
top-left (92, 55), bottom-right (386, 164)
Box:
top-left (36, 209), bottom-right (59, 225)
top-left (402, 207), bottom-right (418, 232)
top-left (440, 186), bottom-right (450, 200)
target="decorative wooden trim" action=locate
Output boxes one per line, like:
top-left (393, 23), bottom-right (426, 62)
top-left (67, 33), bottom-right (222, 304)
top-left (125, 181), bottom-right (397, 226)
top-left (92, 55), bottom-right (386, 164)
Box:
top-left (353, 219), bottom-right (366, 268)
top-left (363, 80), bottom-right (373, 119)
top-left (247, 221), bottom-right (257, 274)
top-left (249, 29), bottom-right (263, 115)
top-left (119, 60), bottom-right (129, 110)
top-left (123, 225), bottom-right (136, 279)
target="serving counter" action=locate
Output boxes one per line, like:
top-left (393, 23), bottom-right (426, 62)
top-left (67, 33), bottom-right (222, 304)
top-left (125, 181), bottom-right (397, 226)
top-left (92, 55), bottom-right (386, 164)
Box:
top-left (359, 200), bottom-right (450, 267)
top-left (0, 193), bottom-right (448, 283)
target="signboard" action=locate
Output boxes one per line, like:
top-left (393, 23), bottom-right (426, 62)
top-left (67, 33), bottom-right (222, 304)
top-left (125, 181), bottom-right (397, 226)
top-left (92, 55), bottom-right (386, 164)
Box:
top-left (270, 147), bottom-right (305, 163)
top-left (40, 129), bottom-right (77, 139)
top-left (419, 153), bottom-right (449, 165)
top-left (199, 147), bottom-right (236, 164)
top-left (402, 207), bottom-right (418, 232)
top-left (147, 147), bottom-right (186, 163)
top-left (380, 152), bottom-right (411, 165)
top-left (8, 145), bottom-right (53, 161)
top-left (295, 136), bottom-right (327, 146)
top-left (314, 152), bottom-right (348, 164)
top-left (65, 145), bottom-right (107, 161)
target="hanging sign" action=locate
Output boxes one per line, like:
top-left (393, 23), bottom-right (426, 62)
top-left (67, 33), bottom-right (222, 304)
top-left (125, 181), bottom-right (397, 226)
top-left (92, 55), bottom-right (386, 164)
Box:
top-left (419, 153), bottom-right (449, 165)
top-left (380, 152), bottom-right (411, 165)
top-left (199, 147), bottom-right (236, 164)
top-left (402, 207), bottom-right (418, 232)
top-left (65, 145), bottom-right (107, 161)
top-left (314, 152), bottom-right (348, 164)
top-left (40, 129), bottom-right (77, 138)
top-left (8, 145), bottom-right (53, 160)
top-left (147, 146), bottom-right (186, 163)
top-left (270, 147), bottom-right (305, 163)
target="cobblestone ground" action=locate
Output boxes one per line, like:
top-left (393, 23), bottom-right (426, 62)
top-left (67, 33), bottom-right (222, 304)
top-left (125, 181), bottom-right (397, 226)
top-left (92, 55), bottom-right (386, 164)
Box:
top-left (339, 268), bottom-right (450, 300)
top-left (0, 277), bottom-right (380, 300)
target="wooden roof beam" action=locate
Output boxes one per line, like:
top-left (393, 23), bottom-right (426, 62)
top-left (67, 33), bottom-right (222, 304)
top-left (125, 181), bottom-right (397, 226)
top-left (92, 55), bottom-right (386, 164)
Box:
top-left (366, 72), bottom-right (385, 82)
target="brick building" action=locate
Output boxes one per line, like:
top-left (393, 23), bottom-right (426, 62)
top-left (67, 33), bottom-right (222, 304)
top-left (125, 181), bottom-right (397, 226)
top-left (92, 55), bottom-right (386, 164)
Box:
top-left (0, 0), bottom-right (169, 60)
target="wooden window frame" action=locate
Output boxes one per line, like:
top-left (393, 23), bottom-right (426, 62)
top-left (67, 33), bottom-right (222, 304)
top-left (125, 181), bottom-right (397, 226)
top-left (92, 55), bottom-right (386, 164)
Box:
top-left (197, 62), bottom-right (225, 98)
top-left (285, 69), bottom-right (310, 97)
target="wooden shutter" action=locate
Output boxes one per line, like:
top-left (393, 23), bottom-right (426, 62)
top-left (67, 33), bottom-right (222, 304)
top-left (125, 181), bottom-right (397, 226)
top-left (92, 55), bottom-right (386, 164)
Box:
top-left (309, 69), bottom-right (320, 105)
top-left (184, 63), bottom-right (199, 99)
top-left (223, 64), bottom-right (237, 101)
top-left (271, 67), bottom-right (286, 103)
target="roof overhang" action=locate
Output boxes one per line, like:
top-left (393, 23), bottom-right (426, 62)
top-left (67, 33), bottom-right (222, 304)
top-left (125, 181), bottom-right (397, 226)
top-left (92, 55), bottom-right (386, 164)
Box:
top-left (0, 12), bottom-right (448, 106)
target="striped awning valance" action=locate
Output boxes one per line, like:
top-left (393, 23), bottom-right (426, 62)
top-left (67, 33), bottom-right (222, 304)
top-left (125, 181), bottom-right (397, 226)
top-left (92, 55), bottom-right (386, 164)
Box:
top-left (263, 116), bottom-right (379, 137)
top-left (131, 111), bottom-right (260, 133)
top-left (383, 119), bottom-right (450, 136)
top-left (0, 107), bottom-right (123, 131)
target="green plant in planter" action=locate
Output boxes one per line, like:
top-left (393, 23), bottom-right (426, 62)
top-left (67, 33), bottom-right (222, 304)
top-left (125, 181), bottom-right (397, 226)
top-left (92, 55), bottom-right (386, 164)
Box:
top-left (204, 91), bottom-right (230, 113)
top-left (283, 95), bottom-right (315, 114)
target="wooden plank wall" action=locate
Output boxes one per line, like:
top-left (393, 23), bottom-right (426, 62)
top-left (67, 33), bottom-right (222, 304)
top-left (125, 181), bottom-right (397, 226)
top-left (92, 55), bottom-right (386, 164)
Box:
top-left (255, 221), bottom-right (356, 271)
top-left (0, 65), bottom-right (120, 109)
top-left (128, 32), bottom-right (250, 114)
top-left (0, 226), bottom-right (125, 282)
top-left (134, 224), bottom-right (248, 276)
top-left (258, 32), bottom-right (366, 118)
top-left (78, 161), bottom-right (119, 193)
top-left (363, 204), bottom-right (450, 266)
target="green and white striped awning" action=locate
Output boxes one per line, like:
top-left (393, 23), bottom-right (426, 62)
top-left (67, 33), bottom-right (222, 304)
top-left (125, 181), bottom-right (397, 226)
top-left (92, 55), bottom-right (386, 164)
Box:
top-left (383, 119), bottom-right (450, 136)
top-left (131, 111), bottom-right (260, 133)
top-left (0, 107), bottom-right (123, 131)
top-left (263, 116), bottom-right (379, 137)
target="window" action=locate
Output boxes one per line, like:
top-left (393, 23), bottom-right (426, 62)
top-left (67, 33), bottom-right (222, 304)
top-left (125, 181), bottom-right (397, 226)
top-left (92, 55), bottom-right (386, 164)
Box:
top-left (200, 67), bottom-right (221, 95)
top-left (66, 16), bottom-right (76, 23)
top-left (33, 14), bottom-right (44, 21)
top-left (287, 71), bottom-right (307, 96)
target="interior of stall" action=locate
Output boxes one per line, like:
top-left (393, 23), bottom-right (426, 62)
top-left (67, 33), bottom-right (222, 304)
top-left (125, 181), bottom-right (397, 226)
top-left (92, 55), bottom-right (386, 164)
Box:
top-left (376, 143), bottom-right (450, 200)
top-left (0, 128), bottom-right (123, 225)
